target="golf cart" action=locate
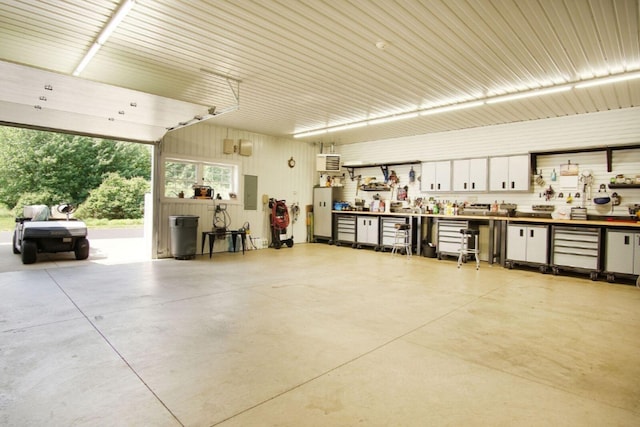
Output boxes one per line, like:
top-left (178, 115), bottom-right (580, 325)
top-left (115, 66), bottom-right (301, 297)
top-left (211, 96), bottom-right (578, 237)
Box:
top-left (13, 204), bottom-right (90, 264)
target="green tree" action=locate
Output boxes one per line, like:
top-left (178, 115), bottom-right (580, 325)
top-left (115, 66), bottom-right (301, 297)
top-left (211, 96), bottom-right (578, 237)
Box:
top-left (75, 173), bottom-right (150, 219)
top-left (0, 127), bottom-right (151, 209)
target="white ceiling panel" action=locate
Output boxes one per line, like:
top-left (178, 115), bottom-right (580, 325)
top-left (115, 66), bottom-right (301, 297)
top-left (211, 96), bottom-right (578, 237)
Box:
top-left (0, 0), bottom-right (638, 143)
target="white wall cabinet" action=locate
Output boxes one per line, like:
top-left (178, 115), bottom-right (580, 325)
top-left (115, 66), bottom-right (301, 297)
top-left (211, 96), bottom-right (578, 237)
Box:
top-left (421, 160), bottom-right (451, 192)
top-left (605, 230), bottom-right (640, 280)
top-left (506, 224), bottom-right (548, 267)
top-left (452, 158), bottom-right (488, 192)
top-left (489, 155), bottom-right (530, 191)
top-left (356, 216), bottom-right (379, 247)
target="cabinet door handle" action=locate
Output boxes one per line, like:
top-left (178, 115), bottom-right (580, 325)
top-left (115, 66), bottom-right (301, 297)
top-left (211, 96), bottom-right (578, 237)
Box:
top-left (430, 183), bottom-right (434, 190)
top-left (464, 182), bottom-right (467, 190)
top-left (511, 181), bottom-right (515, 189)
top-left (530, 229), bottom-right (534, 238)
top-left (624, 235), bottom-right (630, 245)
top-left (471, 182), bottom-right (475, 189)
top-left (502, 181), bottom-right (506, 189)
top-left (437, 183), bottom-right (441, 190)
top-left (520, 229), bottom-right (524, 237)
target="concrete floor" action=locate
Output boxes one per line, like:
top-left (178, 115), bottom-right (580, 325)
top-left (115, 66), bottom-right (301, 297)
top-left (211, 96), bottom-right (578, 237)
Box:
top-left (1, 240), bottom-right (639, 426)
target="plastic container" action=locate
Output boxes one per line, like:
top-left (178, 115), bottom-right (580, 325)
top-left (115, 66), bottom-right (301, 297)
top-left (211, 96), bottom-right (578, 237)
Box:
top-left (423, 242), bottom-right (437, 258)
top-left (169, 215), bottom-right (199, 259)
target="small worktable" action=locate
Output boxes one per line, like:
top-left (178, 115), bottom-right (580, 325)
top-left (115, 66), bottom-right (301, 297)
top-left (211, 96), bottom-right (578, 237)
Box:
top-left (201, 229), bottom-right (247, 258)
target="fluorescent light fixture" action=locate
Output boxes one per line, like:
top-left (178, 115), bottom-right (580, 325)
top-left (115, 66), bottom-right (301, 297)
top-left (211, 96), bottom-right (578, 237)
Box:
top-left (486, 85), bottom-right (572, 104)
top-left (73, 43), bottom-right (101, 76)
top-left (290, 71), bottom-right (640, 138)
top-left (73, 0), bottom-right (135, 76)
top-left (575, 71), bottom-right (640, 89)
top-left (420, 100), bottom-right (484, 116)
top-left (97, 0), bottom-right (135, 44)
top-left (368, 112), bottom-right (419, 125)
top-left (328, 122), bottom-right (368, 133)
top-left (293, 129), bottom-right (328, 138)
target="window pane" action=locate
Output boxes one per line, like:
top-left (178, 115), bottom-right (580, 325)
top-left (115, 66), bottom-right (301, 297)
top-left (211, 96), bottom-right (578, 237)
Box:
top-left (165, 161), bottom-right (196, 197)
top-left (203, 164), bottom-right (234, 198)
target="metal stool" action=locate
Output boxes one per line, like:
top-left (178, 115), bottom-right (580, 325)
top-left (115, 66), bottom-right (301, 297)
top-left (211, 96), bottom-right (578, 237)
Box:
top-left (391, 223), bottom-right (411, 258)
top-left (457, 228), bottom-right (479, 269)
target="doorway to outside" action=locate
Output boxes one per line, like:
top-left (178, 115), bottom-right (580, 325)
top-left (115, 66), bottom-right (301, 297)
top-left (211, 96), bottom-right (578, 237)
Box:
top-left (0, 126), bottom-right (153, 267)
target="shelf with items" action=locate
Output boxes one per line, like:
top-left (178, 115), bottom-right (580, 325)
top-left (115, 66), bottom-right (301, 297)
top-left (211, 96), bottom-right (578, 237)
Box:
top-left (530, 143), bottom-right (640, 173)
top-left (343, 160), bottom-right (421, 181)
top-left (360, 185), bottom-right (391, 191)
top-left (608, 184), bottom-right (640, 189)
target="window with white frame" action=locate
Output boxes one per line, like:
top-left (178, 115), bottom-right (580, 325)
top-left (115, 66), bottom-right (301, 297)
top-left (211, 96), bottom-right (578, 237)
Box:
top-left (164, 158), bottom-right (238, 200)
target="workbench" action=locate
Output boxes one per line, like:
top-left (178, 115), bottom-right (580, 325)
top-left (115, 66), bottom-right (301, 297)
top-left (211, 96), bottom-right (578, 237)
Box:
top-left (331, 210), bottom-right (640, 269)
top-left (201, 229), bottom-right (246, 258)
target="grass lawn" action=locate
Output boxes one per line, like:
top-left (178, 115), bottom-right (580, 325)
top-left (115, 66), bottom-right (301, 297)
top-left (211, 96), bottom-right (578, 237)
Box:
top-left (0, 205), bottom-right (143, 231)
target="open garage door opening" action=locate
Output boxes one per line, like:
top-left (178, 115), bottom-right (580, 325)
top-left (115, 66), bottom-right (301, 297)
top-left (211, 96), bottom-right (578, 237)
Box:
top-left (0, 125), bottom-right (154, 267)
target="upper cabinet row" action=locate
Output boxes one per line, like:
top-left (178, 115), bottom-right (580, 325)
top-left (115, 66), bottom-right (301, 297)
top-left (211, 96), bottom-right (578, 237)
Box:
top-left (420, 154), bottom-right (530, 193)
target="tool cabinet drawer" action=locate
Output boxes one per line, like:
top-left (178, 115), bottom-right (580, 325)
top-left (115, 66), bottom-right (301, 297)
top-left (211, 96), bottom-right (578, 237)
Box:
top-left (381, 217), bottom-right (408, 246)
top-left (552, 253), bottom-right (598, 270)
top-left (336, 215), bottom-right (356, 243)
top-left (437, 220), bottom-right (471, 255)
top-left (551, 226), bottom-right (600, 271)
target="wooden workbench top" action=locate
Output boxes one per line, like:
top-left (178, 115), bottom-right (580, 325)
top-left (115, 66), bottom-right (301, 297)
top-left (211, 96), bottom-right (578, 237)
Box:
top-left (332, 210), bottom-right (640, 228)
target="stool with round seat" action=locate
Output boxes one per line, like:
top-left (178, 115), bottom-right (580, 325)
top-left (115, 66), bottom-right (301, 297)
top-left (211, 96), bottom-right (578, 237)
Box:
top-left (457, 228), bottom-right (479, 269)
top-left (391, 223), bottom-right (411, 258)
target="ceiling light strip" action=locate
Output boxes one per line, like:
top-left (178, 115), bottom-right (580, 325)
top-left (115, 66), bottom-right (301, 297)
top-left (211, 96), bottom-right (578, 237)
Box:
top-left (73, 0), bottom-right (136, 76)
top-left (292, 70), bottom-right (640, 138)
top-left (485, 85), bottom-right (572, 104)
top-left (574, 71), bottom-right (640, 89)
top-left (420, 101), bottom-right (484, 116)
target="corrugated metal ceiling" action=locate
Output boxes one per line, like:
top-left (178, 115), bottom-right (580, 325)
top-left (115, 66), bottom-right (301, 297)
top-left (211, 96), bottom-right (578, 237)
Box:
top-left (0, 0), bottom-right (638, 143)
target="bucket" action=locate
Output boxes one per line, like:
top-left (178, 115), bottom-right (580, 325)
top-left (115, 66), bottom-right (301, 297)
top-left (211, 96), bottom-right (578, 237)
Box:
top-left (423, 243), bottom-right (437, 258)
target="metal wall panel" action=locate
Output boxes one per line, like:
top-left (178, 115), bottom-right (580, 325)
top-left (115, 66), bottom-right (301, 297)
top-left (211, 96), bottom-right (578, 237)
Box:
top-left (338, 107), bottom-right (640, 214)
top-left (156, 122), bottom-right (317, 257)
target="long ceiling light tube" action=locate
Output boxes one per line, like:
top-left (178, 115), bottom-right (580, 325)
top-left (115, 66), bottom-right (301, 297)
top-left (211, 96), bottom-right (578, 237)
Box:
top-left (292, 70), bottom-right (640, 138)
top-left (368, 112), bottom-right (419, 125)
top-left (574, 70), bottom-right (640, 89)
top-left (485, 85), bottom-right (572, 104)
top-left (419, 100), bottom-right (484, 116)
top-left (73, 0), bottom-right (136, 76)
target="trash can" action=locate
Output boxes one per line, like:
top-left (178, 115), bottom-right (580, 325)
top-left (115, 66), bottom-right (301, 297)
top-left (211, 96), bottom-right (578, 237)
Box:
top-left (423, 242), bottom-right (437, 258)
top-left (169, 215), bottom-right (199, 259)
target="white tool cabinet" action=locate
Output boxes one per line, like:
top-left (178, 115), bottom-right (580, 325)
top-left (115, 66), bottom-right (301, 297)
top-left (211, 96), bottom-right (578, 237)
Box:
top-left (604, 229), bottom-right (640, 282)
top-left (335, 215), bottom-right (356, 246)
top-left (551, 226), bottom-right (601, 280)
top-left (380, 216), bottom-right (410, 250)
top-left (356, 216), bottom-right (379, 249)
top-left (437, 219), bottom-right (473, 260)
top-left (505, 224), bottom-right (549, 272)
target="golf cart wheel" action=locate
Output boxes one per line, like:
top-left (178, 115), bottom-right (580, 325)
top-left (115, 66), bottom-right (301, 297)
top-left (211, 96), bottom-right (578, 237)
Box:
top-left (21, 240), bottom-right (37, 264)
top-left (75, 237), bottom-right (90, 260)
top-left (12, 231), bottom-right (20, 254)
top-left (286, 239), bottom-right (294, 248)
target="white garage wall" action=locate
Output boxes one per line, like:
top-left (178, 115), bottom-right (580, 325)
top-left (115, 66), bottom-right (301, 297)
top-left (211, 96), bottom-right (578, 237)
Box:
top-left (337, 107), bottom-right (640, 215)
top-left (155, 123), bottom-right (317, 258)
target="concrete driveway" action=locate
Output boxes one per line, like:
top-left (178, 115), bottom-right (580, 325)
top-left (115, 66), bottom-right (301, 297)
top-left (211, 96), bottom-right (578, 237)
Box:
top-left (0, 227), bottom-right (147, 272)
